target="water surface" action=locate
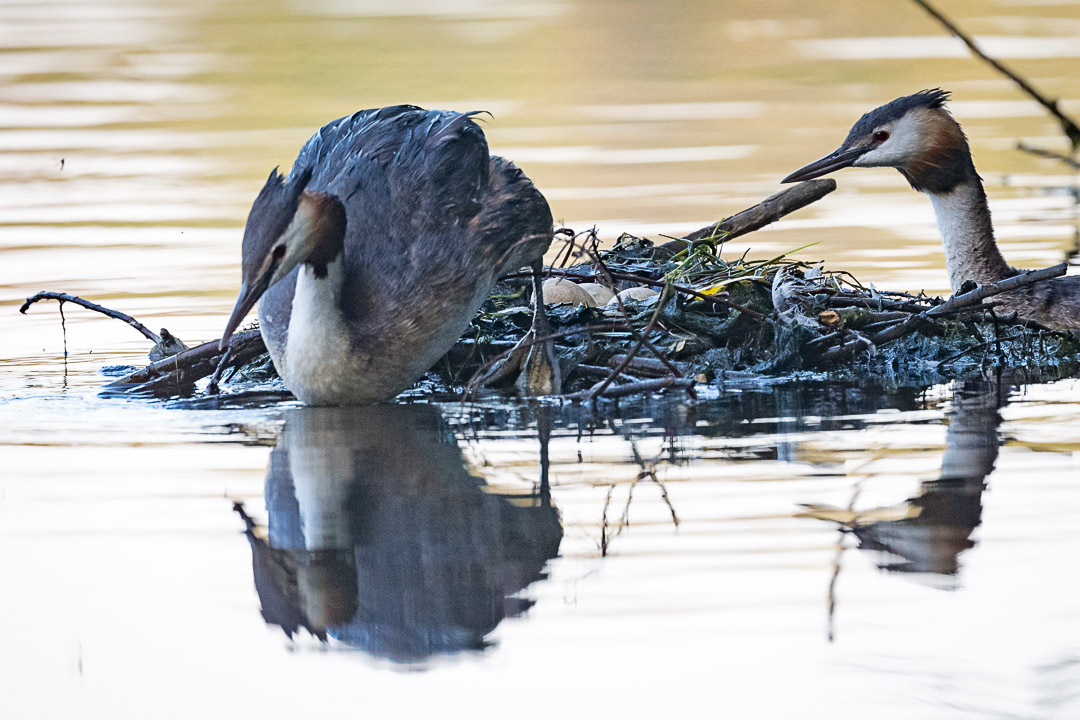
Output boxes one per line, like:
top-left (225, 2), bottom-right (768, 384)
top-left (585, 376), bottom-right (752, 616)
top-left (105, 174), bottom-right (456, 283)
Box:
top-left (2, 0), bottom-right (1079, 716)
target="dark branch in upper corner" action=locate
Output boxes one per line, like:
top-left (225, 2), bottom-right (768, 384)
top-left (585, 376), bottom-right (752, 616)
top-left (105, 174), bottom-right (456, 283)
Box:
top-left (910, 0), bottom-right (1080, 151)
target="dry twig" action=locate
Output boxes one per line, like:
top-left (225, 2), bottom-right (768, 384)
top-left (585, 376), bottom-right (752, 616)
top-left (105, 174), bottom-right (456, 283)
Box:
top-left (21, 291), bottom-right (162, 343)
top-left (1017, 141), bottom-right (1080, 171)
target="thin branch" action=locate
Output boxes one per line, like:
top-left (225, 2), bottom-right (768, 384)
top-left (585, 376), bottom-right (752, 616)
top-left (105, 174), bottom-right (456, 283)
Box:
top-left (553, 227), bottom-right (583, 269)
top-left (814, 263), bottom-right (1067, 363)
top-left (462, 322), bottom-right (627, 396)
top-left (584, 242), bottom-right (690, 386)
top-left (592, 285), bottom-right (672, 397)
top-left (605, 354), bottom-right (686, 378)
top-left (206, 346), bottom-right (234, 395)
top-left (874, 263), bottom-right (1065, 343)
top-left (910, 0), bottom-right (1080, 150)
top-left (562, 376), bottom-right (695, 401)
top-left (1017, 141), bottom-right (1080, 171)
top-left (59, 301), bottom-right (68, 360)
top-left (644, 467), bottom-right (680, 528)
top-left (575, 363), bottom-right (641, 381)
top-left (652, 179), bottom-right (837, 258)
top-left (20, 291), bottom-right (161, 343)
top-left (928, 263), bottom-right (1066, 316)
top-left (935, 330), bottom-right (1024, 368)
top-left (600, 484), bottom-right (616, 556)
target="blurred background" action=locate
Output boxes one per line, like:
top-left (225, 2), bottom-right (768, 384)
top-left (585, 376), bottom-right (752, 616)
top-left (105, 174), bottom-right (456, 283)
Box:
top-left (2, 0), bottom-right (1077, 361)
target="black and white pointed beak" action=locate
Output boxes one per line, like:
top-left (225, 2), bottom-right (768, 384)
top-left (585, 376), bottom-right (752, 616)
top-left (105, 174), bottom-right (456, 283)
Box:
top-left (219, 271), bottom-right (273, 351)
top-left (782, 145), bottom-right (868, 184)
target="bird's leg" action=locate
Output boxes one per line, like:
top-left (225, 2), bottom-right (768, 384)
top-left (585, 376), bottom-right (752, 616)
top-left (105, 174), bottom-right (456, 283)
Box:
top-left (476, 260), bottom-right (562, 396)
top-left (515, 260), bottom-right (562, 396)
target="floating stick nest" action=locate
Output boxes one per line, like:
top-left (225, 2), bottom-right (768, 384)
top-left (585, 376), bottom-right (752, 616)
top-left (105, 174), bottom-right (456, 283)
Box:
top-left (448, 234), bottom-right (1076, 400)
top-left (19, 178), bottom-right (1080, 403)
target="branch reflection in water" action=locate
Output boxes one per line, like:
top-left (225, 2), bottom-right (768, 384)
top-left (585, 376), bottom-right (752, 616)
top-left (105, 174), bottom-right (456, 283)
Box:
top-left (232, 404), bottom-right (562, 662)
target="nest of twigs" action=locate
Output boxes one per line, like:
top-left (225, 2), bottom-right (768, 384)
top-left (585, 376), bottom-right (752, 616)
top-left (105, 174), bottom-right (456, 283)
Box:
top-left (438, 230), bottom-right (1079, 399)
top-left (20, 178), bottom-right (1080, 402)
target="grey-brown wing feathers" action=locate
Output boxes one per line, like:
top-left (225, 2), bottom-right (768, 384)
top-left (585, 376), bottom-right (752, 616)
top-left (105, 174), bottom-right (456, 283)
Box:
top-left (999, 275), bottom-right (1080, 330)
top-left (263, 106), bottom-right (552, 352)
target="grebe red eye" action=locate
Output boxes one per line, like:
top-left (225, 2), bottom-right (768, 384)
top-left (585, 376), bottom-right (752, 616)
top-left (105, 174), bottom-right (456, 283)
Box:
top-left (272, 244), bottom-right (286, 260)
top-left (873, 130), bottom-right (889, 143)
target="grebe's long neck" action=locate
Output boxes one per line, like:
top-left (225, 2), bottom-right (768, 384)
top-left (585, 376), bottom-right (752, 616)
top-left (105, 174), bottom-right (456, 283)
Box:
top-left (927, 175), bottom-right (1013, 291)
top-left (283, 257), bottom-right (353, 406)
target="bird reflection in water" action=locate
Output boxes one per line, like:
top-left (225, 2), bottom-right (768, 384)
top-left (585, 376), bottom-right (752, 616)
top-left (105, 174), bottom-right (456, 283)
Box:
top-left (232, 404), bottom-right (562, 662)
top-left (848, 380), bottom-right (1001, 577)
top-left (803, 379), bottom-right (1004, 589)
top-left (800, 379), bottom-right (1005, 640)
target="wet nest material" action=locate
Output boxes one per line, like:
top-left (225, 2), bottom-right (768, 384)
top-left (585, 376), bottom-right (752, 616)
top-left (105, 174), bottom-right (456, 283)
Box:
top-left (445, 235), bottom-right (1076, 398)
top-left (19, 179), bottom-right (1080, 402)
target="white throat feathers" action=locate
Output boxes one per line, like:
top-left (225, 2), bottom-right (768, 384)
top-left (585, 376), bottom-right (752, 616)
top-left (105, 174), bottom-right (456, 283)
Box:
top-left (927, 178), bottom-right (1012, 290)
top-left (283, 256), bottom-right (354, 406)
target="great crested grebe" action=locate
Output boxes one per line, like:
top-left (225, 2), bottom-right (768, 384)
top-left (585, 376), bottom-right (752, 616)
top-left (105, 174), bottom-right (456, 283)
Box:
top-left (219, 105), bottom-right (560, 405)
top-left (783, 89), bottom-right (1079, 330)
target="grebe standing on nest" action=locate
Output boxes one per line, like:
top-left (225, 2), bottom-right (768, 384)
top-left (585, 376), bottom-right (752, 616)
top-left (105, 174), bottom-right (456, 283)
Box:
top-left (219, 106), bottom-right (560, 405)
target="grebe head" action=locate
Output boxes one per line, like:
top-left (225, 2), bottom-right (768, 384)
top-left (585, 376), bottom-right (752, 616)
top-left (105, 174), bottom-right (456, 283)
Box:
top-left (220, 166), bottom-right (346, 349)
top-left (782, 89), bottom-right (977, 194)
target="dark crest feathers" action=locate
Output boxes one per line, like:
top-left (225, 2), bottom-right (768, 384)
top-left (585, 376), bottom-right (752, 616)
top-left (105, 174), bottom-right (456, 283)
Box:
top-left (848, 88), bottom-right (952, 141)
top-left (241, 166), bottom-right (314, 273)
top-left (250, 165), bottom-right (313, 222)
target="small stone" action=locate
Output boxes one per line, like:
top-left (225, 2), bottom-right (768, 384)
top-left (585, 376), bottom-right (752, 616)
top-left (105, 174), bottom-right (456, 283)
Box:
top-left (577, 283), bottom-right (615, 305)
top-left (539, 278), bottom-right (596, 307)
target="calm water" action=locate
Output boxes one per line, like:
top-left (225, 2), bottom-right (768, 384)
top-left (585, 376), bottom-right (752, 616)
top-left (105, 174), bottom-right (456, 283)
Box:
top-left (2, 0), bottom-right (1080, 717)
